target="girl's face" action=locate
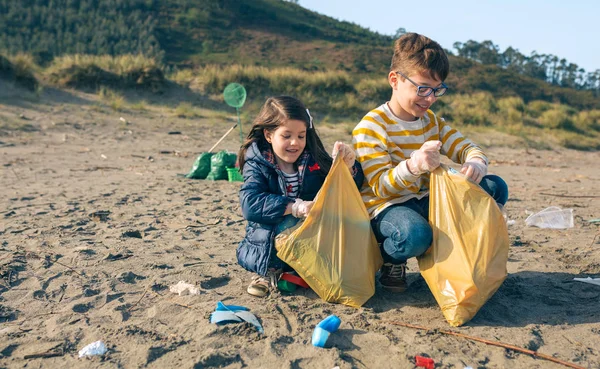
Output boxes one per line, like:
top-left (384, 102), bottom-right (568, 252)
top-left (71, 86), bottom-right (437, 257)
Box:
top-left (264, 119), bottom-right (307, 170)
top-left (389, 70), bottom-right (442, 121)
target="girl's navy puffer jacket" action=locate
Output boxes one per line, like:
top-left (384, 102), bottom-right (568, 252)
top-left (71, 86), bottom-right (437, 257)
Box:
top-left (237, 142), bottom-right (364, 276)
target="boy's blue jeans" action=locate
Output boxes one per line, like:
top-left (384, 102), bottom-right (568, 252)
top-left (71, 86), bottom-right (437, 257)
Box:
top-left (371, 174), bottom-right (508, 264)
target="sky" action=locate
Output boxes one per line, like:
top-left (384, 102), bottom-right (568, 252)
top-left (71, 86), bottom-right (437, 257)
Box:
top-left (298, 0), bottom-right (599, 73)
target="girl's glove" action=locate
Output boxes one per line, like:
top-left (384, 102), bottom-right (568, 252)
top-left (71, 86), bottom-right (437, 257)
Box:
top-left (460, 159), bottom-right (487, 183)
top-left (291, 199), bottom-right (314, 218)
top-left (332, 141), bottom-right (356, 168)
top-left (407, 140), bottom-right (442, 175)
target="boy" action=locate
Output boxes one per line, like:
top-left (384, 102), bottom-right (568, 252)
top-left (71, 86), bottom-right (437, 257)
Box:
top-left (352, 33), bottom-right (508, 292)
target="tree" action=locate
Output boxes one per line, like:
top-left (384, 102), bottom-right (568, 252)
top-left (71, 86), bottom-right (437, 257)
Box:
top-left (478, 40), bottom-right (500, 65)
top-left (501, 46), bottom-right (525, 73)
top-left (0, 0), bottom-right (163, 61)
top-left (394, 27), bottom-right (406, 39)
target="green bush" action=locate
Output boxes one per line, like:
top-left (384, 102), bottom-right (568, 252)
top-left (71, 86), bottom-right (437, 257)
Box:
top-left (497, 96), bottom-right (525, 126)
top-left (46, 54), bottom-right (165, 91)
top-left (538, 106), bottom-right (579, 132)
top-left (526, 100), bottom-right (553, 118)
top-left (0, 54), bottom-right (39, 91)
top-left (355, 78), bottom-right (389, 103)
top-left (559, 132), bottom-right (600, 151)
top-left (573, 110), bottom-right (600, 132)
top-left (447, 92), bottom-right (498, 126)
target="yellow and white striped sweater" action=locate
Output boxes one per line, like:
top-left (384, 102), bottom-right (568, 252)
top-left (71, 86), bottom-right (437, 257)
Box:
top-left (352, 103), bottom-right (487, 218)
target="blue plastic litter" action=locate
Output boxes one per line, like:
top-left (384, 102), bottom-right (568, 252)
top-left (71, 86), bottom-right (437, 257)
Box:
top-left (311, 315), bottom-right (341, 347)
top-left (215, 301), bottom-right (249, 312)
top-left (209, 310), bottom-right (242, 323)
top-left (209, 301), bottom-right (263, 333)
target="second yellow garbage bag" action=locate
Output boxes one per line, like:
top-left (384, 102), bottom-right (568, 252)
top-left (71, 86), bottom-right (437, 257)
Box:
top-left (418, 165), bottom-right (509, 326)
top-left (276, 157), bottom-right (383, 308)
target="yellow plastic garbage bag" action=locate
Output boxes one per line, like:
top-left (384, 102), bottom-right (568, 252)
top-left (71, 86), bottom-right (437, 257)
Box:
top-left (276, 157), bottom-right (383, 308)
top-left (418, 165), bottom-right (509, 326)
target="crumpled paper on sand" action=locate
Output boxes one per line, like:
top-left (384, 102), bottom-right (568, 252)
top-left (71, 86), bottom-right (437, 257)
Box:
top-left (169, 281), bottom-right (201, 296)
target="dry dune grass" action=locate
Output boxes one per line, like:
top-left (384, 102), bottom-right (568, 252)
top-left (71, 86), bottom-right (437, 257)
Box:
top-left (2, 53), bottom-right (599, 150)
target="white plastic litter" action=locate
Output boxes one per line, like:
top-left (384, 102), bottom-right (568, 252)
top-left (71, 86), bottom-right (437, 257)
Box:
top-left (78, 340), bottom-right (107, 358)
top-left (525, 206), bottom-right (574, 229)
top-left (169, 281), bottom-right (201, 296)
top-left (573, 277), bottom-right (600, 286)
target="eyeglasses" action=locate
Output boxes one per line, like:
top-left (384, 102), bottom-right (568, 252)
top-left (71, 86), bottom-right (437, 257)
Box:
top-left (396, 71), bottom-right (448, 97)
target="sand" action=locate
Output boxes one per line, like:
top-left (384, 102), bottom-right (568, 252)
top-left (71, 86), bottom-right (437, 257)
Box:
top-left (1, 86), bottom-right (599, 369)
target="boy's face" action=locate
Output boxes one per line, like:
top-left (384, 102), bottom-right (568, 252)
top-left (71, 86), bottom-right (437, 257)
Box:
top-left (388, 70), bottom-right (443, 121)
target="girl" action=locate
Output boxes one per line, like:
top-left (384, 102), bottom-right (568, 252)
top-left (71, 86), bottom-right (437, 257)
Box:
top-left (237, 96), bottom-right (364, 297)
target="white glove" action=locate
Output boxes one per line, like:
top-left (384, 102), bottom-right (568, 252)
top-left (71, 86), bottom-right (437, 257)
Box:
top-left (461, 159), bottom-right (487, 183)
top-left (291, 199), bottom-right (313, 218)
top-left (407, 140), bottom-right (442, 175)
top-left (332, 141), bottom-right (356, 168)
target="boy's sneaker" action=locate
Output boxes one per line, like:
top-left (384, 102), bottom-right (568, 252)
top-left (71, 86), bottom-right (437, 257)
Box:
top-left (247, 269), bottom-right (281, 297)
top-left (379, 262), bottom-right (407, 292)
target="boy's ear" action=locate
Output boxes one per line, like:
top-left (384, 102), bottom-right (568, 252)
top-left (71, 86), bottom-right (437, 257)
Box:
top-left (388, 71), bottom-right (399, 89)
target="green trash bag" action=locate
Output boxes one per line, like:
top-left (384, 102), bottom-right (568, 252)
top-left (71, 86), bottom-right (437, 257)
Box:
top-left (186, 152), bottom-right (213, 179)
top-left (206, 151), bottom-right (237, 181)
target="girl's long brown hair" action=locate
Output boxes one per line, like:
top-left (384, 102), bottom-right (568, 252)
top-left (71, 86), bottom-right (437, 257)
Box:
top-left (237, 96), bottom-right (331, 175)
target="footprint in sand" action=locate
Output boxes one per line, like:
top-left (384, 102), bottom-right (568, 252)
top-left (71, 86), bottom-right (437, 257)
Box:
top-left (0, 342), bottom-right (19, 358)
top-left (117, 271), bottom-right (146, 284)
top-left (72, 302), bottom-right (94, 313)
top-left (269, 336), bottom-right (294, 356)
top-left (194, 352), bottom-right (244, 368)
top-left (200, 275), bottom-right (230, 289)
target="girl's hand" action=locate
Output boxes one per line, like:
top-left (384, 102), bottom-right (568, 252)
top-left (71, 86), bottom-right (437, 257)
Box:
top-left (292, 199), bottom-right (314, 218)
top-left (332, 141), bottom-right (356, 168)
top-left (460, 159), bottom-right (487, 183)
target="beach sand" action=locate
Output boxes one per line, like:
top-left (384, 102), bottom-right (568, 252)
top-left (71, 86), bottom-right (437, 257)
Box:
top-left (1, 87), bottom-right (599, 369)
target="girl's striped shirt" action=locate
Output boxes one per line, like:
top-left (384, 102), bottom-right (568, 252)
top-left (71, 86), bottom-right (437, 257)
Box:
top-left (282, 171), bottom-right (300, 199)
top-left (352, 103), bottom-right (487, 218)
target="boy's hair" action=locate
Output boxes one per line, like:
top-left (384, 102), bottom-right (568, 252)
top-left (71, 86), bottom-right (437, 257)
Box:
top-left (237, 96), bottom-right (332, 175)
top-left (390, 32), bottom-right (449, 81)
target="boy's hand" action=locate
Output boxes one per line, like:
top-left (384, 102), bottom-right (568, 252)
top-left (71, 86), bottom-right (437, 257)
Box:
top-left (461, 159), bottom-right (487, 183)
top-left (407, 140), bottom-right (442, 175)
top-left (292, 199), bottom-right (314, 218)
top-left (332, 141), bottom-right (356, 168)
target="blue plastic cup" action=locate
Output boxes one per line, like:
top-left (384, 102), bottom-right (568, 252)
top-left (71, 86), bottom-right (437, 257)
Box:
top-left (311, 315), bottom-right (341, 348)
